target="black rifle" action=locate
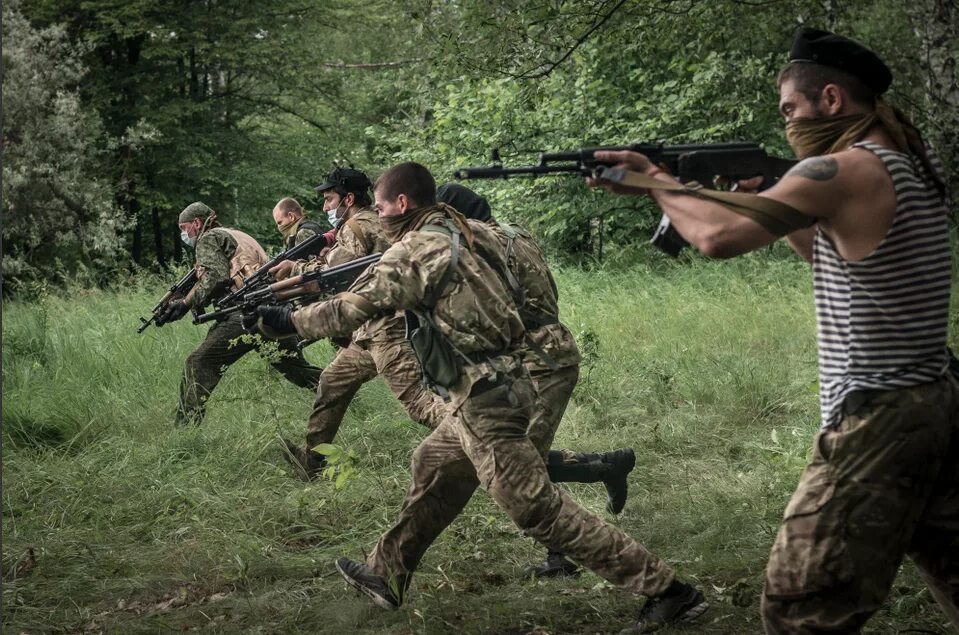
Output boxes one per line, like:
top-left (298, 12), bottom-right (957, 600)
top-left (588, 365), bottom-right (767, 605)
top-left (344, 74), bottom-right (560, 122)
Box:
top-left (137, 268), bottom-right (199, 333)
top-left (455, 143), bottom-right (796, 256)
top-left (194, 252), bottom-right (382, 325)
top-left (215, 231), bottom-right (329, 309)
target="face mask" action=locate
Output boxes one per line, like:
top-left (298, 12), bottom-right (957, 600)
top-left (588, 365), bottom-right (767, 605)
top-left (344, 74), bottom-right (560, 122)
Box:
top-left (181, 230), bottom-right (196, 248)
top-left (327, 203), bottom-right (344, 228)
top-left (278, 219), bottom-right (299, 240)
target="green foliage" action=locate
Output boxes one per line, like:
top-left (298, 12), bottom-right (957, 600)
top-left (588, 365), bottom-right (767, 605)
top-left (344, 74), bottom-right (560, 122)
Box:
top-left (312, 443), bottom-right (359, 490)
top-left (4, 264), bottom-right (957, 633)
top-left (7, 0), bottom-right (953, 277)
top-left (1, 0), bottom-right (132, 286)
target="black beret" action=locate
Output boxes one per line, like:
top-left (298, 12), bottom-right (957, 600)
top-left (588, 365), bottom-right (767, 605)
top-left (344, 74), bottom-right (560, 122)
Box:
top-left (315, 167), bottom-right (372, 195)
top-left (436, 183), bottom-right (492, 222)
top-left (789, 27), bottom-right (892, 96)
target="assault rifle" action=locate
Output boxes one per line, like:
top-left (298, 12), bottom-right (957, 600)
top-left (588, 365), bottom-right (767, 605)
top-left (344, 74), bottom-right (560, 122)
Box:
top-left (454, 143), bottom-right (796, 256)
top-left (137, 268), bottom-right (199, 333)
top-left (193, 252), bottom-right (382, 325)
top-left (215, 231), bottom-right (329, 309)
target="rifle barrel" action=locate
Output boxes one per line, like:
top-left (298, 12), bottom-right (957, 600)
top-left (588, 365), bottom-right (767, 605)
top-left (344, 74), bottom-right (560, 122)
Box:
top-left (454, 164), bottom-right (590, 180)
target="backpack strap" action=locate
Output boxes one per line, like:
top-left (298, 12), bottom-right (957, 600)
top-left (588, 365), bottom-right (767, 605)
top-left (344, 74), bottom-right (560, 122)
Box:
top-left (344, 216), bottom-right (373, 253)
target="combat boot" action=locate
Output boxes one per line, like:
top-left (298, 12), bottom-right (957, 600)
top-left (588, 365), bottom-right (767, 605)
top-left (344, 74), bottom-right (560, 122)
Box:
top-left (522, 550), bottom-right (580, 579)
top-left (546, 448), bottom-right (636, 514)
top-left (620, 579), bottom-right (709, 633)
top-left (281, 439), bottom-right (327, 481)
top-left (335, 557), bottom-right (409, 611)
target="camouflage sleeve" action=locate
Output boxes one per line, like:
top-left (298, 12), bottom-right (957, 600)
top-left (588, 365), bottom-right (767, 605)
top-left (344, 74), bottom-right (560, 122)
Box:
top-left (190, 230), bottom-right (236, 309)
top-left (291, 241), bottom-right (430, 340)
top-left (325, 223), bottom-right (369, 267)
top-left (293, 225), bottom-right (318, 246)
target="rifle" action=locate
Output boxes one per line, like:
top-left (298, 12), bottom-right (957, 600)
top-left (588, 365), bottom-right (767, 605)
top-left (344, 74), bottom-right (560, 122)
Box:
top-left (193, 252), bottom-right (383, 325)
top-left (137, 268), bottom-right (199, 333)
top-left (215, 231), bottom-right (329, 309)
top-left (454, 143), bottom-right (796, 256)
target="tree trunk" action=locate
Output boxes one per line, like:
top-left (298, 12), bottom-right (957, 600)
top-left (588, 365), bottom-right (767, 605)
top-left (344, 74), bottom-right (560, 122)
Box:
top-left (173, 222), bottom-right (183, 263)
top-left (132, 214), bottom-right (143, 265)
top-left (908, 0), bottom-right (958, 208)
top-left (152, 206), bottom-right (166, 268)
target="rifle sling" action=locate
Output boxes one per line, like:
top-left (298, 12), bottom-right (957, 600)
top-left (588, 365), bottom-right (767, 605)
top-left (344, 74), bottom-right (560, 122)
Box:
top-left (599, 168), bottom-right (815, 237)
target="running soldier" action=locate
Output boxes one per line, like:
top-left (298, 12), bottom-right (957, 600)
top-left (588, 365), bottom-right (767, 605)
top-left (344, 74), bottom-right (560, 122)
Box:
top-left (156, 202), bottom-right (321, 426)
top-left (251, 163), bottom-right (708, 632)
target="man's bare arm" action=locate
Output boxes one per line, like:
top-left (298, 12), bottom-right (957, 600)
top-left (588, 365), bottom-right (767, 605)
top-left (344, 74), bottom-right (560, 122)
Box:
top-left (785, 226), bottom-right (817, 263)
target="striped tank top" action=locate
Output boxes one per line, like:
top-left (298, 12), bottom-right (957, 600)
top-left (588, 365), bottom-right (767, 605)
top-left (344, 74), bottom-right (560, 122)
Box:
top-left (813, 141), bottom-right (952, 428)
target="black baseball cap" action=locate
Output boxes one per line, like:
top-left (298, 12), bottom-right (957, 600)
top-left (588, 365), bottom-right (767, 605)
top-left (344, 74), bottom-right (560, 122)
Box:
top-left (314, 167), bottom-right (372, 195)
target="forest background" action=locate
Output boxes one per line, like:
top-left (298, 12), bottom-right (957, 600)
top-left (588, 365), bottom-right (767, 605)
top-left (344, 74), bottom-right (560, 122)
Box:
top-left (3, 0), bottom-right (958, 283)
top-left (4, 1), bottom-right (959, 634)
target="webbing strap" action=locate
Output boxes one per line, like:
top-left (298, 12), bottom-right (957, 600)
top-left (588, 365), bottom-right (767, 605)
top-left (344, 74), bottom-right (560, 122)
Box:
top-left (597, 167), bottom-right (816, 236)
top-left (345, 217), bottom-right (373, 253)
top-left (423, 221), bottom-right (461, 309)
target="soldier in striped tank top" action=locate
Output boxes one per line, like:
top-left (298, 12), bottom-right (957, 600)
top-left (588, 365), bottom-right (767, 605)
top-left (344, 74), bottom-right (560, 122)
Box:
top-left (592, 27), bottom-right (959, 635)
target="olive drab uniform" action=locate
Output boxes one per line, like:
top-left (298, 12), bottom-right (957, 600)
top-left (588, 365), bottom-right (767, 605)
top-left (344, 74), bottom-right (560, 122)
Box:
top-left (294, 206), bottom-right (446, 462)
top-left (176, 227), bottom-right (322, 426)
top-left (285, 219), bottom-right (324, 250)
top-left (291, 204), bottom-right (675, 596)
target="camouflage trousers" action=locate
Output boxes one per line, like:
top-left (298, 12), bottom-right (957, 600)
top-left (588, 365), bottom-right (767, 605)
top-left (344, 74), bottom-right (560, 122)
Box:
top-left (762, 376), bottom-right (959, 633)
top-left (367, 367), bottom-right (674, 596)
top-left (526, 365), bottom-right (579, 456)
top-left (304, 338), bottom-right (446, 450)
top-left (177, 313), bottom-right (322, 426)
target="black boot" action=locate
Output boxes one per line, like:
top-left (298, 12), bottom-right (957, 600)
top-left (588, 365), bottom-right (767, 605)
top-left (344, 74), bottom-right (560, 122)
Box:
top-left (546, 448), bottom-right (636, 514)
top-left (621, 579), bottom-right (709, 633)
top-left (282, 439), bottom-right (327, 481)
top-left (522, 550), bottom-right (580, 579)
top-left (335, 557), bottom-right (409, 611)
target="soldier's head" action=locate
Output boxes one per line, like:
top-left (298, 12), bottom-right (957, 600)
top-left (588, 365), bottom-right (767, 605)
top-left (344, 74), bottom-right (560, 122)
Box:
top-left (436, 183), bottom-right (492, 222)
top-left (777, 27), bottom-right (890, 124)
top-left (315, 167), bottom-right (372, 227)
top-left (178, 201), bottom-right (217, 247)
top-left (272, 197), bottom-right (304, 237)
top-left (373, 162), bottom-right (436, 218)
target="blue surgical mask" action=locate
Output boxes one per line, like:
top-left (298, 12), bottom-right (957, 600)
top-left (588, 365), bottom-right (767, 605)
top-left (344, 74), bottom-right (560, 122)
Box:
top-left (181, 230), bottom-right (196, 248)
top-left (327, 203), bottom-right (344, 228)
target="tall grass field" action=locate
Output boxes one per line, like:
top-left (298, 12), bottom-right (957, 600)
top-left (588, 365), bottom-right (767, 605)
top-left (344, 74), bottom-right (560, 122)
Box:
top-left (4, 253), bottom-right (958, 634)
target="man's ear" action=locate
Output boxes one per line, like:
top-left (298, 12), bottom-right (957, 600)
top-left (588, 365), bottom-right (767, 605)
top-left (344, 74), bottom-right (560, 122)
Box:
top-left (397, 193), bottom-right (409, 214)
top-left (820, 84), bottom-right (844, 116)
top-left (344, 192), bottom-right (355, 208)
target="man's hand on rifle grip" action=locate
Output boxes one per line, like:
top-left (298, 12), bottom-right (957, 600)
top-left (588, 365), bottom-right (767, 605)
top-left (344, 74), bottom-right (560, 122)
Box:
top-left (269, 260), bottom-right (296, 281)
top-left (248, 304), bottom-right (296, 339)
top-left (156, 299), bottom-right (190, 326)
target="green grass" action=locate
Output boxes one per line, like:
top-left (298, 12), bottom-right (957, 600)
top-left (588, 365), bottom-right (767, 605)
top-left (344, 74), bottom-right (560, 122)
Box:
top-left (3, 255), bottom-right (956, 634)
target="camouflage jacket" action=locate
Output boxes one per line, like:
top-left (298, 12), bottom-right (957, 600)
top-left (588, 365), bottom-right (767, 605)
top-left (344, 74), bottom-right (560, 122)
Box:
top-left (292, 206), bottom-right (526, 405)
top-left (285, 218), bottom-right (324, 250)
top-left (297, 207), bottom-right (401, 344)
top-left (474, 220), bottom-right (581, 373)
top-left (189, 227), bottom-right (267, 309)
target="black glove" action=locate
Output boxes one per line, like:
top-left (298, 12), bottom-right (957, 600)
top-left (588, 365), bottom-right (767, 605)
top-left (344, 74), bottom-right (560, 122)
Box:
top-left (241, 308), bottom-right (260, 333)
top-left (156, 299), bottom-right (190, 326)
top-left (256, 304), bottom-right (296, 335)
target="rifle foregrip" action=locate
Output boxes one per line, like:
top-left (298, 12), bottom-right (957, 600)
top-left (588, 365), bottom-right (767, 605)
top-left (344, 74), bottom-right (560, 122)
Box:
top-left (193, 305), bottom-right (241, 324)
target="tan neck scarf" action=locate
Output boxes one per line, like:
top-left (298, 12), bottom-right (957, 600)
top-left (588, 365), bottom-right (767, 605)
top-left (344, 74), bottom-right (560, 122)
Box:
top-left (278, 219), bottom-right (300, 241)
top-left (785, 100), bottom-right (943, 193)
top-left (381, 203), bottom-right (475, 245)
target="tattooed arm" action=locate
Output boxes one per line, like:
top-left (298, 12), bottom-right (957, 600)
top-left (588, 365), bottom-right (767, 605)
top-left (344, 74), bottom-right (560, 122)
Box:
top-left (761, 150), bottom-right (895, 261)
